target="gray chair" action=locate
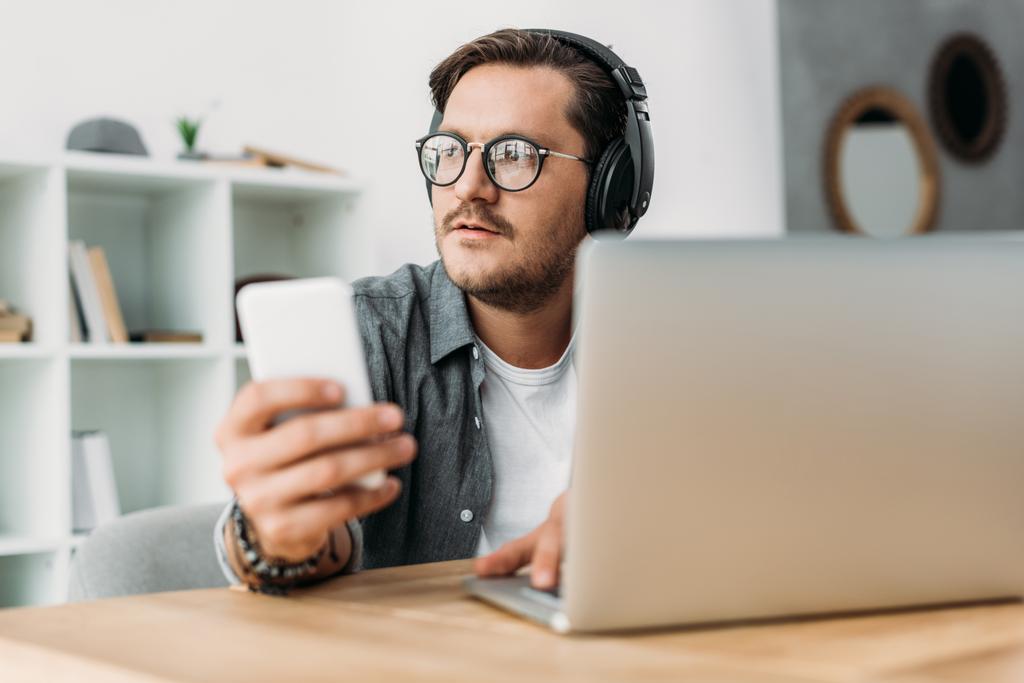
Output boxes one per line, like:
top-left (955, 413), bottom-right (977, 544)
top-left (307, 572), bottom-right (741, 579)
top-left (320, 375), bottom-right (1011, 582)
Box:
top-left (69, 503), bottom-right (230, 601)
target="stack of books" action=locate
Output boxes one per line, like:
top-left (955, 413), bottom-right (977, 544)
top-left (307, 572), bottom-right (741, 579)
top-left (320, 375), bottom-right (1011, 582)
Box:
top-left (0, 300), bottom-right (32, 343)
top-left (68, 240), bottom-right (202, 344)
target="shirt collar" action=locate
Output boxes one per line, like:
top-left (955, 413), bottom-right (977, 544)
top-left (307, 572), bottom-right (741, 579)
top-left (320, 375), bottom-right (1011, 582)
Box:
top-left (429, 260), bottom-right (477, 364)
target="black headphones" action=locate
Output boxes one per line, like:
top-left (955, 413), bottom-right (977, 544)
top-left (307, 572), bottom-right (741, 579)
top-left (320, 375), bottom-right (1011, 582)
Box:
top-left (425, 28), bottom-right (654, 238)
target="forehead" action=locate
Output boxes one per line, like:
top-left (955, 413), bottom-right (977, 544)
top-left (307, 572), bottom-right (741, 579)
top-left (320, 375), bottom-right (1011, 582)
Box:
top-left (440, 64), bottom-right (583, 149)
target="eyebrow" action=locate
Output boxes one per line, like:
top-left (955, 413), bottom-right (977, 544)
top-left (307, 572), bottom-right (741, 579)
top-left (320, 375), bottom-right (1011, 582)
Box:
top-left (443, 128), bottom-right (555, 149)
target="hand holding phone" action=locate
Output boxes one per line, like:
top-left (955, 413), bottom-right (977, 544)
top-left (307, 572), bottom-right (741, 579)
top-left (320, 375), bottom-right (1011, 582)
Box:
top-left (237, 277), bottom-right (388, 489)
top-left (217, 278), bottom-right (416, 563)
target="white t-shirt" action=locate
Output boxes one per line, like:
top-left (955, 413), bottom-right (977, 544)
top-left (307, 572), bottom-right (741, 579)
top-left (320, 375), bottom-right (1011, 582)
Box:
top-left (474, 333), bottom-right (577, 556)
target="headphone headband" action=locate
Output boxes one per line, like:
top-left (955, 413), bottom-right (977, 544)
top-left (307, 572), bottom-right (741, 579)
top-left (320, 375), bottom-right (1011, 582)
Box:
top-left (523, 29), bottom-right (648, 103)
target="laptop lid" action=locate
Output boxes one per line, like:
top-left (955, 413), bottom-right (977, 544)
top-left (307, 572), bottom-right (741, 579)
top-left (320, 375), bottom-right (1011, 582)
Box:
top-left (562, 237), bottom-right (1024, 632)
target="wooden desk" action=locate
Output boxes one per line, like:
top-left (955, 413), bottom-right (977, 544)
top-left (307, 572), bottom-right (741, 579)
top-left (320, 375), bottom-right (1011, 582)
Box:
top-left (2, 560), bottom-right (1024, 682)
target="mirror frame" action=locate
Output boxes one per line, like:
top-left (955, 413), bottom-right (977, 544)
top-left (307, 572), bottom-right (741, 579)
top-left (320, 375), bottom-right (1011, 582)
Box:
top-left (823, 86), bottom-right (941, 236)
top-left (928, 32), bottom-right (1008, 164)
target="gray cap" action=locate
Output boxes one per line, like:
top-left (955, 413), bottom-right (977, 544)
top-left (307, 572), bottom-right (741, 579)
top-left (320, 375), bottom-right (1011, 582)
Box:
top-left (66, 117), bottom-right (148, 156)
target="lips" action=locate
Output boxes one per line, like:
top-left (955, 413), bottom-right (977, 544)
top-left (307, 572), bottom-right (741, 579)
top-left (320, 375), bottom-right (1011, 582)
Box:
top-left (453, 220), bottom-right (499, 235)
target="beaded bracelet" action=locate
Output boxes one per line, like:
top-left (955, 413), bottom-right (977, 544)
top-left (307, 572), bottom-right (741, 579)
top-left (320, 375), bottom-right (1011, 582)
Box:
top-left (230, 501), bottom-right (335, 596)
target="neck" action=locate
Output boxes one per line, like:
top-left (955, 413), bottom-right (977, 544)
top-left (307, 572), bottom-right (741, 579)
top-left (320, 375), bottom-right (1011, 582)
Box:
top-left (468, 272), bottom-right (575, 369)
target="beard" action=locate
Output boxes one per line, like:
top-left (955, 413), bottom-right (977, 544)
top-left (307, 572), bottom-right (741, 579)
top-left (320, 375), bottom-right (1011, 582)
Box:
top-left (435, 201), bottom-right (586, 315)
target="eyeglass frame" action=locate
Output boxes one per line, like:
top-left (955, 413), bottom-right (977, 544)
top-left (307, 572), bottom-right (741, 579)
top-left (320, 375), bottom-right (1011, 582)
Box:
top-left (414, 131), bottom-right (591, 193)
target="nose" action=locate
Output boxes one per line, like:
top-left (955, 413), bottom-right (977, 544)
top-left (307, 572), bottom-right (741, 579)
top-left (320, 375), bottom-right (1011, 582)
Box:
top-left (454, 146), bottom-right (499, 205)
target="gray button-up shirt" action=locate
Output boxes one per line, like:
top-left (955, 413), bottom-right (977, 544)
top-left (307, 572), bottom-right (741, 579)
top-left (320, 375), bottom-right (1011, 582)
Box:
top-left (351, 259), bottom-right (493, 569)
top-left (215, 259), bottom-right (496, 581)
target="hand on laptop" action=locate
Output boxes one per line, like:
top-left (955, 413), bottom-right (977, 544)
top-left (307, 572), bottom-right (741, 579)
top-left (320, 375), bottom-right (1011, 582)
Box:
top-left (474, 490), bottom-right (567, 591)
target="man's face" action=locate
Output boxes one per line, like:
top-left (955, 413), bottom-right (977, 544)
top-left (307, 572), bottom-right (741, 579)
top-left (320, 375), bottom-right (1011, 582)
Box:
top-left (432, 64), bottom-right (590, 314)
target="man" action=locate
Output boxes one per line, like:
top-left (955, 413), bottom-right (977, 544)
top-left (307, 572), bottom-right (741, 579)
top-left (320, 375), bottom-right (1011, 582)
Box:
top-left (214, 28), bottom-right (634, 594)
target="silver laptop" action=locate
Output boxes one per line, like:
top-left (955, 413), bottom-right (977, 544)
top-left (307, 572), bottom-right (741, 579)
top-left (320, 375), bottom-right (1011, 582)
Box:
top-left (464, 236), bottom-right (1024, 634)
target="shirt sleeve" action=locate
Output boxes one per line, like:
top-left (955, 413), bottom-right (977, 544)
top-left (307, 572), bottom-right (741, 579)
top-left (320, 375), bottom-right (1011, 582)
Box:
top-left (213, 498), bottom-right (364, 585)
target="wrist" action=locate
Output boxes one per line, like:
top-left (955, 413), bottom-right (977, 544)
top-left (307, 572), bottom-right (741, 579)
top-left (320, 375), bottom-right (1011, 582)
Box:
top-left (230, 502), bottom-right (328, 595)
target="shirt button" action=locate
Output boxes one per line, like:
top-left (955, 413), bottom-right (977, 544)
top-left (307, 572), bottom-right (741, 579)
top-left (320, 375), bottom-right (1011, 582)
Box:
top-left (460, 509), bottom-right (474, 523)
top-left (472, 346), bottom-right (480, 360)
top-left (474, 416), bottom-right (481, 430)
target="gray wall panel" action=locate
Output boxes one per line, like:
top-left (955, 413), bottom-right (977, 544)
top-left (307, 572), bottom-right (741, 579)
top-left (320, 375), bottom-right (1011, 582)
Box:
top-left (778, 0), bottom-right (1024, 233)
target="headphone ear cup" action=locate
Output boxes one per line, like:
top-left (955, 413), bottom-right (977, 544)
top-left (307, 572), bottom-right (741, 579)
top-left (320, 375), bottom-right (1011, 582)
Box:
top-left (585, 137), bottom-right (636, 235)
top-left (425, 109), bottom-right (445, 206)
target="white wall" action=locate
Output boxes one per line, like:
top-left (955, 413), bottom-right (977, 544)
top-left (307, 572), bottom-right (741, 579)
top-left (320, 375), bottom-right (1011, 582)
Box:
top-left (0, 0), bottom-right (783, 277)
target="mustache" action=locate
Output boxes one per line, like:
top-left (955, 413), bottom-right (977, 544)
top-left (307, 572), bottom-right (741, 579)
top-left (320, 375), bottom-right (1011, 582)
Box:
top-left (441, 203), bottom-right (515, 237)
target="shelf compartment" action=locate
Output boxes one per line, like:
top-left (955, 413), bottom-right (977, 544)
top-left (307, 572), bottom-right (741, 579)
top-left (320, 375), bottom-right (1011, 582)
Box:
top-left (71, 358), bottom-right (232, 515)
top-left (66, 169), bottom-right (232, 347)
top-left (231, 181), bottom-right (365, 293)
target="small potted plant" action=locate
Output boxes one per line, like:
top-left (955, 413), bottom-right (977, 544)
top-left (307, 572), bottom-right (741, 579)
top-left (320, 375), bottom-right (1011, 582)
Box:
top-left (176, 116), bottom-right (204, 160)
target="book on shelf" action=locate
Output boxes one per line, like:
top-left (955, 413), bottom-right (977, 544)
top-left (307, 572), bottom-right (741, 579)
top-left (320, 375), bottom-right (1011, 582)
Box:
top-left (88, 246), bottom-right (129, 343)
top-left (68, 281), bottom-right (83, 343)
top-left (68, 240), bottom-right (110, 343)
top-left (129, 330), bottom-right (203, 343)
top-left (72, 430), bottom-right (121, 533)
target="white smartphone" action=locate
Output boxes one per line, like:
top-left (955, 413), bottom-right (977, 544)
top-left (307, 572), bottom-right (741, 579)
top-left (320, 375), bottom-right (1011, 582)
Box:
top-left (236, 277), bottom-right (386, 490)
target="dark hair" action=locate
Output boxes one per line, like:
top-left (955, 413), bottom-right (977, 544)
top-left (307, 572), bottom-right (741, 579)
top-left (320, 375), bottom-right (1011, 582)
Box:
top-left (429, 28), bottom-right (627, 161)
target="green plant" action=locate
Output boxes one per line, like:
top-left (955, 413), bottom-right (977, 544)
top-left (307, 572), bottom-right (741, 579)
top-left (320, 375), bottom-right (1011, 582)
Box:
top-left (175, 116), bottom-right (202, 152)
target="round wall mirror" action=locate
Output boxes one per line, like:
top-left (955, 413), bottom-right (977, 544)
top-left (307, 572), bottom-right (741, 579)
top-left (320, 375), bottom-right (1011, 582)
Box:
top-left (928, 33), bottom-right (1007, 163)
top-left (824, 86), bottom-right (941, 238)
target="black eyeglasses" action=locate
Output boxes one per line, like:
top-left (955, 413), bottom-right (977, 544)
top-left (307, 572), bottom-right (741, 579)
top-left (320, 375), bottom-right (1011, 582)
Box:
top-left (415, 131), bottom-right (591, 192)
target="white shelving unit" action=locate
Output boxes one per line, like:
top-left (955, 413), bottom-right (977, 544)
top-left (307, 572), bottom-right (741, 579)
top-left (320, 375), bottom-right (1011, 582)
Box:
top-left (0, 152), bottom-right (363, 608)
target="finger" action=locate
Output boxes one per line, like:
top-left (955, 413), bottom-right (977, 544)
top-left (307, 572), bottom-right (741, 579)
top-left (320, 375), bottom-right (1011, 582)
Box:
top-left (221, 378), bottom-right (344, 439)
top-left (474, 528), bottom-right (540, 577)
top-left (243, 403), bottom-right (405, 473)
top-left (529, 523), bottom-right (563, 590)
top-left (241, 434), bottom-right (416, 512)
top-left (255, 477), bottom-right (403, 561)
